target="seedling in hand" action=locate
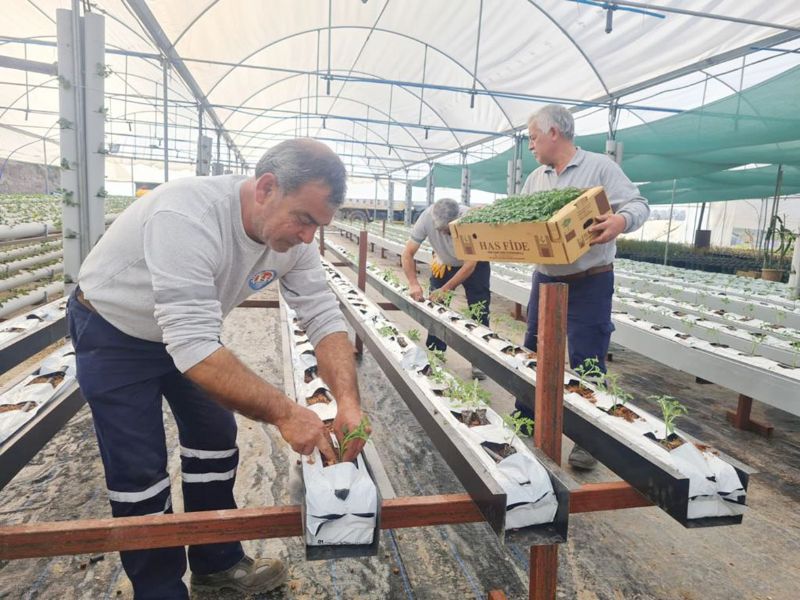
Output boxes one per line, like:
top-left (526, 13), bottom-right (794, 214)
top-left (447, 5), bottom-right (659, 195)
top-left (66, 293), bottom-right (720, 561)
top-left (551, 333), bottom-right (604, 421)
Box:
top-left (338, 415), bottom-right (371, 462)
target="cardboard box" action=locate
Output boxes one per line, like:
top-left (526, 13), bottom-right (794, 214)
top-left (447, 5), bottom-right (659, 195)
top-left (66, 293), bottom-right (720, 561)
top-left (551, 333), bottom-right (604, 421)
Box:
top-left (449, 186), bottom-right (611, 264)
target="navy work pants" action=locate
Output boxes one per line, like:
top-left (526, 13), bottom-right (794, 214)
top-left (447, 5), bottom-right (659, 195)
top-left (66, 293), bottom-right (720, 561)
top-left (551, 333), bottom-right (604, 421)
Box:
top-left (67, 291), bottom-right (243, 599)
top-left (516, 269), bottom-right (615, 419)
top-left (426, 261), bottom-right (491, 352)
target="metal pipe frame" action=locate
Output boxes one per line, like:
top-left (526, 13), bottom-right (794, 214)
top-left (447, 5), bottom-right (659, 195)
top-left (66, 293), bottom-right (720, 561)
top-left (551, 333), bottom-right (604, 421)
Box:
top-left (125, 0), bottom-right (245, 168)
top-left (324, 240), bottom-right (752, 527)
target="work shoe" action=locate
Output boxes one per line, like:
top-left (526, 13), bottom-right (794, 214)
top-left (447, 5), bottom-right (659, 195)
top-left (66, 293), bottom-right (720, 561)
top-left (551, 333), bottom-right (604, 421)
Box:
top-left (568, 445), bottom-right (598, 470)
top-left (471, 367), bottom-right (487, 380)
top-left (191, 555), bottom-right (288, 594)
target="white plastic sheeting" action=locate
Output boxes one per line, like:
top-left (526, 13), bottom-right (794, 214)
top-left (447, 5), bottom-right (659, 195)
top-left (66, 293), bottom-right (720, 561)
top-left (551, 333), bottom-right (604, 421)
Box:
top-left (2, 1), bottom-right (800, 179)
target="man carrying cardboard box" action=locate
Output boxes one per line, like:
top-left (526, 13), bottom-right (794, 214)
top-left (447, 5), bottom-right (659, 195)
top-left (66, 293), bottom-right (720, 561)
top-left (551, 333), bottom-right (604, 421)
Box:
top-left (402, 198), bottom-right (491, 380)
top-left (516, 104), bottom-right (650, 470)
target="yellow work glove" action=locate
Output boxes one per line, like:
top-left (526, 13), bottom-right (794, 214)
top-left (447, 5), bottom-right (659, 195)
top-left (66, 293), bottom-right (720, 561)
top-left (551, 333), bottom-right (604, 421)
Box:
top-left (431, 259), bottom-right (445, 279)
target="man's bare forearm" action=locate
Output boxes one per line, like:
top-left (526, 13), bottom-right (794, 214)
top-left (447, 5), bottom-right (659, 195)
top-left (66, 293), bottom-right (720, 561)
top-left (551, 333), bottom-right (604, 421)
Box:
top-left (185, 346), bottom-right (292, 424)
top-left (315, 332), bottom-right (360, 408)
top-left (401, 250), bottom-right (420, 288)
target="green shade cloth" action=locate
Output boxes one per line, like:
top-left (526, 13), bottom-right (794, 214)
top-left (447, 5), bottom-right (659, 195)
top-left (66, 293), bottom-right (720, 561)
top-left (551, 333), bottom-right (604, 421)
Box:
top-left (415, 66), bottom-right (800, 204)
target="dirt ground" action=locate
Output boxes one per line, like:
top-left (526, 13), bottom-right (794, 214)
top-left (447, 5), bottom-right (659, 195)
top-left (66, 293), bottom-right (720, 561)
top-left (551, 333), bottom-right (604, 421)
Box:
top-left (0, 232), bottom-right (798, 599)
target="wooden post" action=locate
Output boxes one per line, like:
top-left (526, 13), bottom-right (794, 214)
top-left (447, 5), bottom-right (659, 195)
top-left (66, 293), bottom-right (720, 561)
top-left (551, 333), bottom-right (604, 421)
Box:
top-left (726, 394), bottom-right (774, 437)
top-left (382, 218), bottom-right (387, 238)
top-left (513, 302), bottom-right (523, 322)
top-left (534, 283), bottom-right (567, 464)
top-left (530, 282), bottom-right (568, 600)
top-left (530, 546), bottom-right (558, 600)
top-left (355, 230), bottom-right (368, 355)
top-left (319, 225), bottom-right (325, 256)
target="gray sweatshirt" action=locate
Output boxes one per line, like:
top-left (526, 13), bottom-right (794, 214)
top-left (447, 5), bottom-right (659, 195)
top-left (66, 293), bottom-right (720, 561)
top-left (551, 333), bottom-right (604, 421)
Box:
top-left (521, 148), bottom-right (650, 276)
top-left (78, 175), bottom-right (347, 372)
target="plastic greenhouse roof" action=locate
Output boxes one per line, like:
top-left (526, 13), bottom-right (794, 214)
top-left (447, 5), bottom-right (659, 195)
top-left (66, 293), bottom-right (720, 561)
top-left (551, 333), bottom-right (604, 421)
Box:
top-left (1, 1), bottom-right (800, 184)
top-left (417, 64), bottom-right (800, 202)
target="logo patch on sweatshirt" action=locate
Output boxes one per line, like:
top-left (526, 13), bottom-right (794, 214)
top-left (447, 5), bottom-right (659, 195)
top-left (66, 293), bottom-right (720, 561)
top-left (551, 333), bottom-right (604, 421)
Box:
top-left (248, 269), bottom-right (277, 290)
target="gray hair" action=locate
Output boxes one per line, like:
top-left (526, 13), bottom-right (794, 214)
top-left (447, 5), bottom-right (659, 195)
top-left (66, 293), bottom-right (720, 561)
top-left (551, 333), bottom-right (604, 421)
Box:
top-left (255, 138), bottom-right (347, 206)
top-left (527, 105), bottom-right (575, 141)
top-left (431, 198), bottom-right (460, 229)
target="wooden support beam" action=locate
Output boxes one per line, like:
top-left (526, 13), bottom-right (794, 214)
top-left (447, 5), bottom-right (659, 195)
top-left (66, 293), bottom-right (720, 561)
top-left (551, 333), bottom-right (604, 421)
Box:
top-left (0, 481), bottom-right (658, 561)
top-left (513, 302), bottom-right (523, 321)
top-left (0, 494), bottom-right (482, 560)
top-left (570, 482), bottom-right (652, 513)
top-left (726, 394), bottom-right (774, 437)
top-left (377, 302), bottom-right (399, 311)
top-left (319, 225), bottom-right (325, 256)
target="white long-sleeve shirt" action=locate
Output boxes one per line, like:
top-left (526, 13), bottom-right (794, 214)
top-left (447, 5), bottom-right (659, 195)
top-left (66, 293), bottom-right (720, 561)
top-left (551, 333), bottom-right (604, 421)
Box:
top-left (521, 148), bottom-right (650, 276)
top-left (79, 175), bottom-right (347, 372)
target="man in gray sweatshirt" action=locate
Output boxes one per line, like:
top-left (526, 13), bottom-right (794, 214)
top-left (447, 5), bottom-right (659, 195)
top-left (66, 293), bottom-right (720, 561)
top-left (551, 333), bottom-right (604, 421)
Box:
top-left (68, 139), bottom-right (365, 598)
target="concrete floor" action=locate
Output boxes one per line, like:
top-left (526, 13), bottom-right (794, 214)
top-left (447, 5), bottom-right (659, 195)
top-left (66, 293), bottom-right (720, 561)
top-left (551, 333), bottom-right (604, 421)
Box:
top-left (0, 234), bottom-right (798, 599)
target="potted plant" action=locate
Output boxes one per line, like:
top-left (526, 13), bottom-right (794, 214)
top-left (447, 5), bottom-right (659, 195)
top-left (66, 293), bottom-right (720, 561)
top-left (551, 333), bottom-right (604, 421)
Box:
top-left (762, 215), bottom-right (796, 281)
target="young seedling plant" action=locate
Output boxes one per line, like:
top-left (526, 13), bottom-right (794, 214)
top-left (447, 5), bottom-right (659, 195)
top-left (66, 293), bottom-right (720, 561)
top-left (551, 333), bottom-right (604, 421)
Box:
top-left (406, 328), bottom-right (421, 342)
top-left (460, 300), bottom-right (487, 323)
top-left (376, 324), bottom-right (398, 338)
top-left (426, 349), bottom-right (449, 384)
top-left (447, 376), bottom-right (491, 408)
top-left (650, 395), bottom-right (688, 443)
top-left (502, 411), bottom-right (535, 437)
top-left (605, 372), bottom-right (632, 407)
top-left (381, 268), bottom-right (401, 287)
top-left (575, 357), bottom-right (604, 391)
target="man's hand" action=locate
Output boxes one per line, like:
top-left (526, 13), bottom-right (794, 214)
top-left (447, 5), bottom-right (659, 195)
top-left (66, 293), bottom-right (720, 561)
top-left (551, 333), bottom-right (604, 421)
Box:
top-left (275, 403), bottom-right (337, 463)
top-left (429, 287), bottom-right (450, 303)
top-left (409, 283), bottom-right (424, 302)
top-left (589, 213), bottom-right (627, 245)
top-left (333, 403), bottom-right (371, 462)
